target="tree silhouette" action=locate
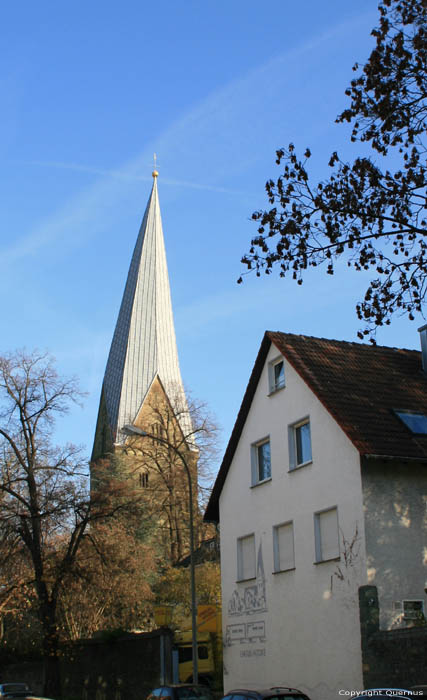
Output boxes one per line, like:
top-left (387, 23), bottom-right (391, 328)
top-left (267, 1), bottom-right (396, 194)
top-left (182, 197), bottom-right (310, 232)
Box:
top-left (240, 0), bottom-right (426, 340)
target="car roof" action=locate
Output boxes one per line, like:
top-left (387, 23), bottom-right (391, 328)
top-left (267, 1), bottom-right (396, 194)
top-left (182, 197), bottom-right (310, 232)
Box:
top-left (151, 686), bottom-right (212, 692)
top-left (160, 685), bottom-right (209, 689)
top-left (226, 689), bottom-right (306, 698)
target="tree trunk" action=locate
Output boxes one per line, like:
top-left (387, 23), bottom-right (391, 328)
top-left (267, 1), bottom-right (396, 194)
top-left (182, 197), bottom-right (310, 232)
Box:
top-left (41, 602), bottom-right (62, 699)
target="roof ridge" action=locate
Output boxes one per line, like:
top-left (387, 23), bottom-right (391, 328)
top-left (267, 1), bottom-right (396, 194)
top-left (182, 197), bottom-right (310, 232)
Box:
top-left (266, 330), bottom-right (420, 354)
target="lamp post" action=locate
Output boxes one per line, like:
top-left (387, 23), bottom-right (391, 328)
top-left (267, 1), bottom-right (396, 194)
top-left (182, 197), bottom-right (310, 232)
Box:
top-left (122, 423), bottom-right (198, 684)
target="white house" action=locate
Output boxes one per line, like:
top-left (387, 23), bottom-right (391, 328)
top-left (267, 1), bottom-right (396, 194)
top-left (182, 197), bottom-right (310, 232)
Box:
top-left (205, 330), bottom-right (427, 700)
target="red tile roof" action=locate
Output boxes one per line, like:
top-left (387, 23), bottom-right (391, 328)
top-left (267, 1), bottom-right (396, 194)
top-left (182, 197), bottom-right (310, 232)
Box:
top-left (204, 331), bottom-right (427, 523)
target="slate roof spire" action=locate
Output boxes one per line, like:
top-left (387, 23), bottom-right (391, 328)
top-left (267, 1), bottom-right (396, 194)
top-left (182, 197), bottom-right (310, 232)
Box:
top-left (92, 170), bottom-right (190, 459)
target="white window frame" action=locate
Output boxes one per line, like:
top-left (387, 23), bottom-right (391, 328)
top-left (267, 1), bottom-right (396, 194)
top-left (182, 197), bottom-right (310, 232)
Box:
top-left (288, 417), bottom-right (312, 470)
top-left (268, 356), bottom-right (285, 394)
top-left (237, 533), bottom-right (256, 581)
top-left (251, 437), bottom-right (272, 486)
top-left (314, 506), bottom-right (340, 563)
top-left (273, 521), bottom-right (295, 573)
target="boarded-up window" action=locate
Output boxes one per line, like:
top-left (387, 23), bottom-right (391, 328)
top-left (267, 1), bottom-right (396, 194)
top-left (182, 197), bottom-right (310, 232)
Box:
top-left (273, 521), bottom-right (295, 572)
top-left (237, 534), bottom-right (255, 580)
top-left (314, 507), bottom-right (339, 561)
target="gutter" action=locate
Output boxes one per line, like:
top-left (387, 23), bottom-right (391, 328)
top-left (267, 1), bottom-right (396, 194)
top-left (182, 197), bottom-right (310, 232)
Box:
top-left (362, 453), bottom-right (427, 463)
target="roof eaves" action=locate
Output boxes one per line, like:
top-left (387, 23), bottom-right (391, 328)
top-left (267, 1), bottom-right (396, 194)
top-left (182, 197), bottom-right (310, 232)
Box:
top-left (362, 453), bottom-right (427, 463)
top-left (269, 332), bottom-right (427, 460)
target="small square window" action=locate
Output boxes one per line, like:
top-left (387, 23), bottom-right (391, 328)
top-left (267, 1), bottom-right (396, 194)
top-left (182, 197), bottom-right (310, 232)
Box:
top-left (288, 418), bottom-right (312, 470)
top-left (268, 358), bottom-right (285, 393)
top-left (251, 438), bottom-right (271, 485)
top-left (314, 507), bottom-right (340, 562)
top-left (403, 600), bottom-right (424, 620)
top-left (273, 521), bottom-right (295, 572)
top-left (237, 534), bottom-right (255, 581)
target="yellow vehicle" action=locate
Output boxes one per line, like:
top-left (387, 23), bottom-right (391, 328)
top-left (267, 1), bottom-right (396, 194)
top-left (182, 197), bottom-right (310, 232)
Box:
top-left (174, 606), bottom-right (222, 690)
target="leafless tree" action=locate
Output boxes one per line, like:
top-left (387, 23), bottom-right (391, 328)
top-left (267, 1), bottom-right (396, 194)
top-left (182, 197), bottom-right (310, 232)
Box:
top-left (120, 381), bottom-right (219, 565)
top-left (57, 518), bottom-right (156, 640)
top-left (0, 350), bottom-right (142, 697)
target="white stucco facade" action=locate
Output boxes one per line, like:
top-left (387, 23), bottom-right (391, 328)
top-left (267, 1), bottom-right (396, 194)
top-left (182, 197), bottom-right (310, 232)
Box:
top-left (219, 345), bottom-right (368, 700)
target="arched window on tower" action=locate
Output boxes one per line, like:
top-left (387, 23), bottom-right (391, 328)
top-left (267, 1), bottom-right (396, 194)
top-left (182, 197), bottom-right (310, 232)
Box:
top-left (151, 422), bottom-right (166, 442)
top-left (139, 471), bottom-right (149, 488)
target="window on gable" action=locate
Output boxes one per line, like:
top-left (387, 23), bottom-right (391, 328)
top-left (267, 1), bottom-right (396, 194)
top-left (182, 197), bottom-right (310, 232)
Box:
top-left (251, 438), bottom-right (271, 485)
top-left (314, 507), bottom-right (340, 562)
top-left (273, 521), bottom-right (295, 572)
top-left (268, 357), bottom-right (285, 393)
top-left (237, 534), bottom-right (255, 581)
top-left (394, 410), bottom-right (427, 434)
top-left (288, 418), bottom-right (312, 470)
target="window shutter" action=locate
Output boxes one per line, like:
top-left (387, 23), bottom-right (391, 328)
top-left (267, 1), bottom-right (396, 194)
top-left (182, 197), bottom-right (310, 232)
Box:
top-left (288, 425), bottom-right (296, 470)
top-left (268, 362), bottom-right (274, 393)
top-left (250, 446), bottom-right (257, 485)
top-left (274, 522), bottom-right (294, 571)
top-left (238, 534), bottom-right (255, 580)
top-left (319, 508), bottom-right (339, 560)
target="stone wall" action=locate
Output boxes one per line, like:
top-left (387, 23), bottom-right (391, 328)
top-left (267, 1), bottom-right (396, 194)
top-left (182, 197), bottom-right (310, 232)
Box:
top-left (359, 585), bottom-right (427, 688)
top-left (61, 630), bottom-right (173, 700)
top-left (1, 629), bottom-right (173, 700)
top-left (364, 626), bottom-right (427, 689)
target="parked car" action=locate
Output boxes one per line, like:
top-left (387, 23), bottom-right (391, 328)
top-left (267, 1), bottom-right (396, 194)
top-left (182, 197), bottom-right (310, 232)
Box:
top-left (147, 685), bottom-right (215, 700)
top-left (0, 685), bottom-right (31, 699)
top-left (220, 688), bottom-right (311, 700)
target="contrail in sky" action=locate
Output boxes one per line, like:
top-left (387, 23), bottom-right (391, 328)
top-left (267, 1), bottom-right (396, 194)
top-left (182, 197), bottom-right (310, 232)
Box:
top-left (0, 10), bottom-right (373, 266)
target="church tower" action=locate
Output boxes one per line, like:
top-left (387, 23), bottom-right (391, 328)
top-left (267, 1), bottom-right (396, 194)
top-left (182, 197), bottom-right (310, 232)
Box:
top-left (91, 169), bottom-right (197, 563)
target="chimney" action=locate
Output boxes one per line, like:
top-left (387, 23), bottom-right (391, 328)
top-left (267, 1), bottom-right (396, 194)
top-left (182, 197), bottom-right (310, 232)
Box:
top-left (418, 325), bottom-right (427, 371)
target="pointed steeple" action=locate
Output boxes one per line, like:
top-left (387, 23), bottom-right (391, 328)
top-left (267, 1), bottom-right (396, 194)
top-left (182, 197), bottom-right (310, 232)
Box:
top-left (92, 172), bottom-right (191, 460)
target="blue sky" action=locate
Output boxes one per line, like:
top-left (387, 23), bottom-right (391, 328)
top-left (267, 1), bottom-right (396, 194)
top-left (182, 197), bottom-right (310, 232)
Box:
top-left (0, 1), bottom-right (422, 462)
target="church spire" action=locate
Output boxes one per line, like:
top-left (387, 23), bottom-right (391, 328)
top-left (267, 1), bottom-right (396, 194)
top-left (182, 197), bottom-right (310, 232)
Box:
top-left (91, 171), bottom-right (190, 460)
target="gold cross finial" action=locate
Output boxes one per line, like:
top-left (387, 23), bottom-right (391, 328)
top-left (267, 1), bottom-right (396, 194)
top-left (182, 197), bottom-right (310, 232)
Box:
top-left (152, 153), bottom-right (159, 178)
